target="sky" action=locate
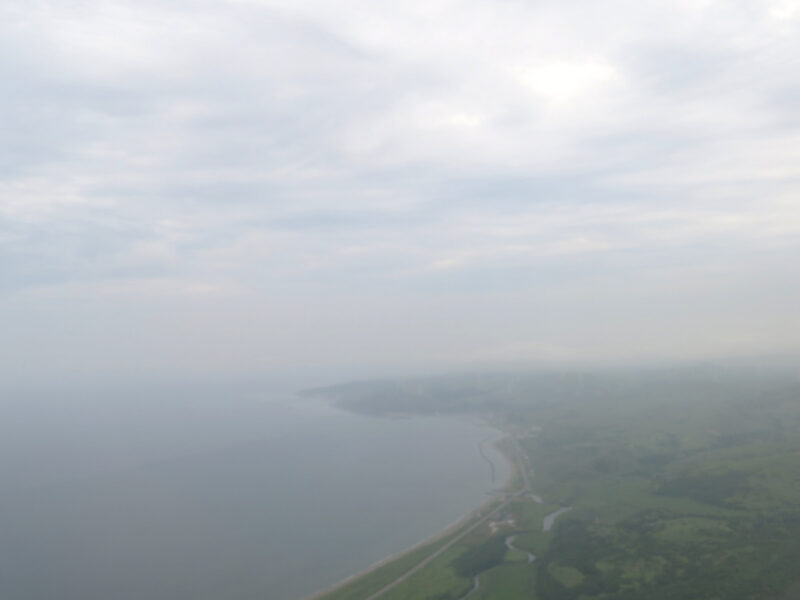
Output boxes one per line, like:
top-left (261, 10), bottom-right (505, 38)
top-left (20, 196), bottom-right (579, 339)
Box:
top-left (1, 0), bottom-right (799, 383)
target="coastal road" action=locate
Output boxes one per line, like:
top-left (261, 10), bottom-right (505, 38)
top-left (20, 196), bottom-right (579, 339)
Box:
top-left (362, 495), bottom-right (514, 600)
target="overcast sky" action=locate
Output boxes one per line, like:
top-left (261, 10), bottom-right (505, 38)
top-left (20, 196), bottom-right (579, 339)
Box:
top-left (1, 0), bottom-right (798, 383)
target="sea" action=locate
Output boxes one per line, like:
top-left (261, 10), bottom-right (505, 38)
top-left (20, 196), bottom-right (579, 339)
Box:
top-left (0, 378), bottom-right (510, 600)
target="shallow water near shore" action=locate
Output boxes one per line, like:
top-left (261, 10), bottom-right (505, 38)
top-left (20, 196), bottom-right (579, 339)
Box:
top-left (0, 380), bottom-right (510, 600)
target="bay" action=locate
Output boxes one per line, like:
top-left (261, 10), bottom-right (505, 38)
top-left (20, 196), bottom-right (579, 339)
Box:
top-left (0, 379), bottom-right (509, 600)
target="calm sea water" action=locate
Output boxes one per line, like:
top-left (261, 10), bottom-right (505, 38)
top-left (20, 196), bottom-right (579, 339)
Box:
top-left (0, 380), bottom-right (509, 600)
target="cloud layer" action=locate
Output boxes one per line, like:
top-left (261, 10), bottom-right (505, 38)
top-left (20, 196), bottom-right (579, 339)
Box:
top-left (2, 0), bottom-right (799, 381)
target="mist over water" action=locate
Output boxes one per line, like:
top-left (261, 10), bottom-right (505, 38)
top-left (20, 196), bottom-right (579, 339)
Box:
top-left (0, 380), bottom-right (509, 600)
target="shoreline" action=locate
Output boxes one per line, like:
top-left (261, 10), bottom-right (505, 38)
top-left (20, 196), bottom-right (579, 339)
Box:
top-left (301, 425), bottom-right (517, 600)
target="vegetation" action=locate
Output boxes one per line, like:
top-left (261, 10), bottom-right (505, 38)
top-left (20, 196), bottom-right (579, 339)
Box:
top-left (311, 366), bottom-right (800, 600)
top-left (317, 516), bottom-right (483, 600)
top-left (451, 534), bottom-right (508, 578)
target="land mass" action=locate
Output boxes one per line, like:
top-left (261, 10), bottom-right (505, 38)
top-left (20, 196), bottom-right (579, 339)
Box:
top-left (306, 365), bottom-right (800, 600)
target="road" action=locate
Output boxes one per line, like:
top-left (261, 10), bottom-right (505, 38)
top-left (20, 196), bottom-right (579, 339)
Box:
top-left (363, 495), bottom-right (514, 600)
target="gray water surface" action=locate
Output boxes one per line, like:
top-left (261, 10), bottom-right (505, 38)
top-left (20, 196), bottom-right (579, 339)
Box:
top-left (0, 381), bottom-right (509, 600)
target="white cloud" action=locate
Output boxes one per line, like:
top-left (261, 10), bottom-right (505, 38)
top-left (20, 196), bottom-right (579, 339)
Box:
top-left (0, 0), bottom-right (799, 377)
top-left (513, 59), bottom-right (620, 105)
top-left (768, 0), bottom-right (800, 20)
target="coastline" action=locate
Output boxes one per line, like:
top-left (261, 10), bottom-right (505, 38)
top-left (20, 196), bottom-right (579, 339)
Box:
top-left (301, 425), bottom-right (517, 600)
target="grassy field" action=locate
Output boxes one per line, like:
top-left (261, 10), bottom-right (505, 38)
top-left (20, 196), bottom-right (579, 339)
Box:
top-left (313, 508), bottom-right (493, 600)
top-left (311, 367), bottom-right (800, 600)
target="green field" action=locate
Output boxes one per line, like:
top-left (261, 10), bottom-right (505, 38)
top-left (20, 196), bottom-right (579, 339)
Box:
top-left (311, 366), bottom-right (800, 600)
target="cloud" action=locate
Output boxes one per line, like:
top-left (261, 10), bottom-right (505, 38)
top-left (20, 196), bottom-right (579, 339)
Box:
top-left (0, 0), bottom-right (799, 378)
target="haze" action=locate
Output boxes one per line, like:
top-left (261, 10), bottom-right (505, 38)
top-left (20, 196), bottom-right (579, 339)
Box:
top-left (2, 0), bottom-right (799, 385)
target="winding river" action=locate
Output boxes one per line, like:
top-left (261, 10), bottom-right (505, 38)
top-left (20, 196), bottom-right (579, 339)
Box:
top-left (505, 534), bottom-right (536, 563)
top-left (456, 506), bottom-right (571, 600)
top-left (542, 507), bottom-right (572, 532)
